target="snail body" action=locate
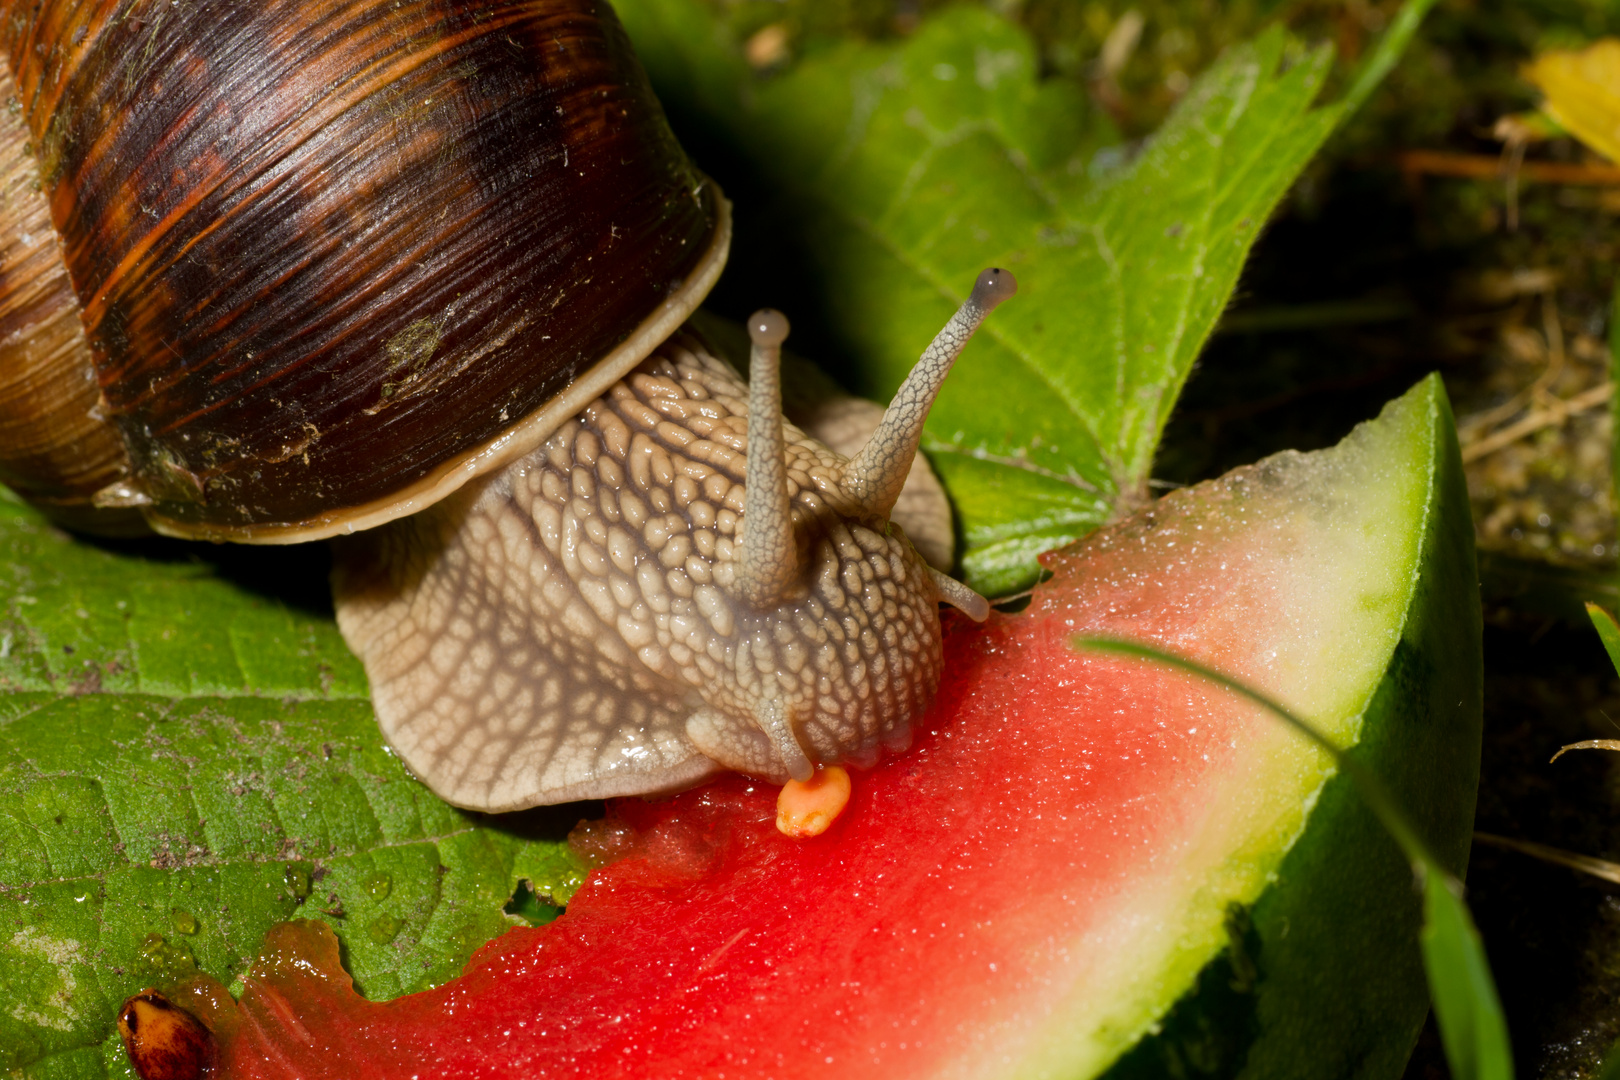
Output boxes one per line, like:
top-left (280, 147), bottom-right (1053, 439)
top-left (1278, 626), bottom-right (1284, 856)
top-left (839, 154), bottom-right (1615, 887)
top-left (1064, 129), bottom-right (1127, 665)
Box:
top-left (335, 277), bottom-right (1013, 811)
top-left (0, 0), bottom-right (1010, 808)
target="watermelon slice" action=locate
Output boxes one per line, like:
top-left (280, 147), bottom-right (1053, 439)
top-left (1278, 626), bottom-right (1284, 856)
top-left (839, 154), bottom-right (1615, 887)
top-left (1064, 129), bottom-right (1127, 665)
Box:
top-left (185, 374), bottom-right (1480, 1079)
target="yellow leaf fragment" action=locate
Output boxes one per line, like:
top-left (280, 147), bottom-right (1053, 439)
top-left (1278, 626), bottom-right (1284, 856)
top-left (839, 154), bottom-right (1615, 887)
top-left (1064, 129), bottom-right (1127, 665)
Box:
top-left (1525, 39), bottom-right (1620, 163)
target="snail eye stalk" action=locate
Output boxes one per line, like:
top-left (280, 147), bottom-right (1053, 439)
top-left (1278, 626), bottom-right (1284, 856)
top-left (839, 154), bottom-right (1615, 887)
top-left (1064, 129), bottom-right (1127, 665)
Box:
top-left (736, 308), bottom-right (800, 610)
top-left (841, 267), bottom-right (1018, 521)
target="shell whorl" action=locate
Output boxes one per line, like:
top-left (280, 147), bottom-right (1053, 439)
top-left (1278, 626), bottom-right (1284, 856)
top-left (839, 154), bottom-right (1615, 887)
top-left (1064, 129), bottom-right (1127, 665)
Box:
top-left (335, 271), bottom-right (1012, 810)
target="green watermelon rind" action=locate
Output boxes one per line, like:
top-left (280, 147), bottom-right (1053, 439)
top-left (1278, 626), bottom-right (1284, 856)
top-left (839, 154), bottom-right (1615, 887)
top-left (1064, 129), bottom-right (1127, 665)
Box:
top-left (1090, 373), bottom-right (1482, 1080)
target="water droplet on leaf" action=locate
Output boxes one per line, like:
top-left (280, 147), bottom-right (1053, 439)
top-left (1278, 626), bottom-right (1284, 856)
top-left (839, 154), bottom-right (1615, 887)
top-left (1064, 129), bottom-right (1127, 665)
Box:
top-left (363, 871), bottom-right (392, 900)
top-left (366, 914), bottom-right (404, 945)
top-left (137, 933), bottom-right (197, 983)
top-left (284, 864), bottom-right (311, 900)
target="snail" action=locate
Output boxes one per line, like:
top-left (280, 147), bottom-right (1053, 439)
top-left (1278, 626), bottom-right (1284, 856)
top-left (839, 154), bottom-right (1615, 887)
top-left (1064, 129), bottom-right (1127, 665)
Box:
top-left (0, 0), bottom-right (1011, 812)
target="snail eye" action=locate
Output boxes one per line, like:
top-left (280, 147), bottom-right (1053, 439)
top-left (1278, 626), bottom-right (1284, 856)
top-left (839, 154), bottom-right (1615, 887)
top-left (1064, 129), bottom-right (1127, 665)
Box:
top-left (972, 267), bottom-right (1019, 309)
top-left (748, 309), bottom-right (790, 347)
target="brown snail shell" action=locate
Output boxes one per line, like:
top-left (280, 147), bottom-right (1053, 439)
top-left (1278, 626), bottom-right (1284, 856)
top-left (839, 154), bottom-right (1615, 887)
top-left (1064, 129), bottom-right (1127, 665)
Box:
top-left (0, 0), bottom-right (728, 540)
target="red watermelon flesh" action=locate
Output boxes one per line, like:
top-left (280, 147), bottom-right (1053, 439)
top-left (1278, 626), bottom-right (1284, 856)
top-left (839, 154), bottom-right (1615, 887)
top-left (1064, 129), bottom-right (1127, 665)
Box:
top-left (197, 378), bottom-right (1473, 1079)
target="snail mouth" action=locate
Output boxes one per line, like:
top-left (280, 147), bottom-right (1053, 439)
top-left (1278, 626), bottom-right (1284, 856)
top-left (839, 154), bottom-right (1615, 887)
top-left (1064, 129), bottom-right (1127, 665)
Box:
top-left (756, 699), bottom-right (814, 783)
top-left (681, 701), bottom-right (814, 784)
top-left (146, 188), bottom-right (734, 545)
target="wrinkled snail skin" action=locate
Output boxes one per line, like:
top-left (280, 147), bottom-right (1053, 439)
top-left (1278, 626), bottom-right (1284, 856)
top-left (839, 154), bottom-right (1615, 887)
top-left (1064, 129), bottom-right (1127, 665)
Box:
top-left (0, 0), bottom-right (724, 540)
top-left (333, 271), bottom-right (1015, 812)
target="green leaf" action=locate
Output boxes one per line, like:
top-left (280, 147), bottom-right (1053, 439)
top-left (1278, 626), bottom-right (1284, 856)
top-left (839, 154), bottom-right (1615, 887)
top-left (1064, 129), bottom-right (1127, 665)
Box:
top-left (1587, 602), bottom-right (1620, 677)
top-left (1599, 1036), bottom-right (1620, 1080)
top-left (0, 497), bottom-right (585, 1072)
top-left (618, 0), bottom-right (1436, 594)
top-left (1074, 634), bottom-right (1513, 1080)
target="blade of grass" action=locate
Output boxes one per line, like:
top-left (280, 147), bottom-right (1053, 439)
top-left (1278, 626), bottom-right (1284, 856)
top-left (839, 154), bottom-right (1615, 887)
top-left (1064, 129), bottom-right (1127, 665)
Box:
top-left (1073, 634), bottom-right (1512, 1080)
top-left (1076, 635), bottom-right (1441, 870)
top-left (1599, 1038), bottom-right (1620, 1080)
top-left (1549, 738), bottom-right (1620, 763)
top-left (1585, 602), bottom-right (1620, 677)
top-left (1421, 871), bottom-right (1514, 1080)
top-left (1339, 0), bottom-right (1443, 116)
top-left (1544, 560), bottom-right (1620, 1070)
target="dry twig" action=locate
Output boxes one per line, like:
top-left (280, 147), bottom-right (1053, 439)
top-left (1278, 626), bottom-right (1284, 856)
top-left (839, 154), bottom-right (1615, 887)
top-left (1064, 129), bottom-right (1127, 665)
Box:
top-left (1397, 150), bottom-right (1620, 185)
top-left (1474, 831), bottom-right (1620, 886)
top-left (1459, 382), bottom-right (1612, 463)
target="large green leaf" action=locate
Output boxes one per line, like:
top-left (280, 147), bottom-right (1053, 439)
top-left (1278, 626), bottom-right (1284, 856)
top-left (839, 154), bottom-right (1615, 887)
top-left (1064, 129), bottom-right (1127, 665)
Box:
top-left (0, 493), bottom-right (584, 1072)
top-left (0, 2), bottom-right (1435, 1072)
top-left (618, 0), bottom-right (1429, 594)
